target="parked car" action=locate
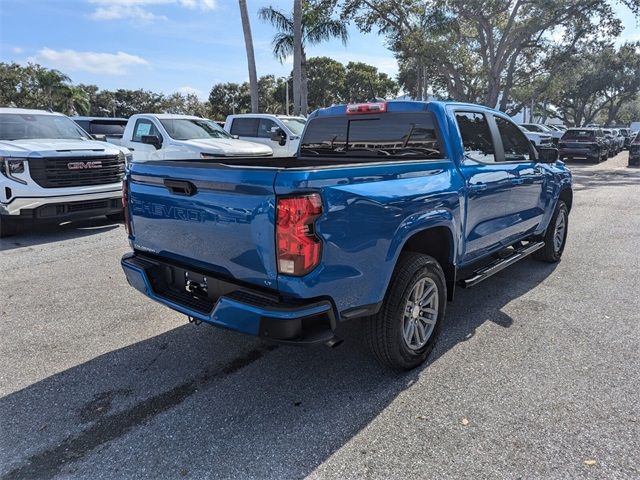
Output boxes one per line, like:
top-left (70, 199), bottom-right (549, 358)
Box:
top-left (120, 100), bottom-right (572, 370)
top-left (558, 128), bottom-right (608, 163)
top-left (112, 114), bottom-right (273, 162)
top-left (520, 123), bottom-right (563, 144)
top-left (224, 114), bottom-right (306, 157)
top-left (629, 132), bottom-right (640, 167)
top-left (72, 116), bottom-right (128, 142)
top-left (610, 128), bottom-right (626, 151)
top-left (0, 108), bottom-right (130, 237)
top-left (602, 129), bottom-right (621, 156)
top-left (618, 128), bottom-right (633, 149)
top-left (519, 125), bottom-right (553, 146)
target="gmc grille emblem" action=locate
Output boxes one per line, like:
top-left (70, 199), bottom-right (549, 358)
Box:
top-left (67, 161), bottom-right (103, 170)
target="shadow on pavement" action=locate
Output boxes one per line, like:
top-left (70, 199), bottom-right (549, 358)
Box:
top-left (568, 168), bottom-right (640, 191)
top-left (0, 217), bottom-right (121, 252)
top-left (0, 258), bottom-right (557, 479)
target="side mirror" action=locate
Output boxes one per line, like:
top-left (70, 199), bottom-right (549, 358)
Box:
top-left (270, 128), bottom-right (287, 146)
top-left (141, 135), bottom-right (162, 150)
top-left (537, 146), bottom-right (558, 163)
top-left (92, 134), bottom-right (107, 142)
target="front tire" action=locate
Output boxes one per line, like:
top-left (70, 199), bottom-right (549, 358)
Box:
top-left (365, 253), bottom-right (447, 370)
top-left (534, 200), bottom-right (569, 263)
top-left (0, 216), bottom-right (20, 238)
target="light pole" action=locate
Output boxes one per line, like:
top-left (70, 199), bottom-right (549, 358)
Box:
top-left (281, 77), bottom-right (289, 116)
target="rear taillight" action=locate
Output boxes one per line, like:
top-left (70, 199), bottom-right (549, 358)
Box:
top-left (122, 178), bottom-right (131, 234)
top-left (276, 193), bottom-right (323, 276)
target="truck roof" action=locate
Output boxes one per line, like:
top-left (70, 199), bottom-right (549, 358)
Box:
top-left (225, 113), bottom-right (305, 122)
top-left (309, 100), bottom-right (502, 118)
top-left (0, 107), bottom-right (64, 116)
top-left (132, 113), bottom-right (206, 120)
top-left (71, 116), bottom-right (128, 121)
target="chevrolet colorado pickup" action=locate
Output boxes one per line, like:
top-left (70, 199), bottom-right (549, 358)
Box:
top-left (121, 101), bottom-right (572, 370)
top-left (1, 108), bottom-right (131, 237)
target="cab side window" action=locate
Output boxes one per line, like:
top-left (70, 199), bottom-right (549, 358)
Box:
top-left (132, 119), bottom-right (160, 142)
top-left (230, 118), bottom-right (259, 137)
top-left (257, 119), bottom-right (278, 138)
top-left (495, 116), bottom-right (532, 162)
top-left (455, 112), bottom-right (495, 163)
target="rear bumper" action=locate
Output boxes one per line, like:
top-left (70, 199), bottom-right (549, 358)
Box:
top-left (121, 252), bottom-right (337, 344)
top-left (559, 147), bottom-right (599, 158)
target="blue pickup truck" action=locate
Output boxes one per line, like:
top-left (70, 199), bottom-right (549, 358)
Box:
top-left (121, 101), bottom-right (572, 370)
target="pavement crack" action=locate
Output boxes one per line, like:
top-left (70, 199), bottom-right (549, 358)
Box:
top-left (2, 344), bottom-right (278, 480)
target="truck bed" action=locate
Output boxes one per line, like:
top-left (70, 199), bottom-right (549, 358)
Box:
top-left (142, 155), bottom-right (433, 169)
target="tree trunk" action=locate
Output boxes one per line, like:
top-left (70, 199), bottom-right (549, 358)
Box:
top-left (292, 0), bottom-right (303, 116)
top-left (415, 62), bottom-right (422, 100)
top-left (239, 0), bottom-right (259, 113)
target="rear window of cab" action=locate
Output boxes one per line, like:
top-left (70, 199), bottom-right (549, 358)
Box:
top-left (562, 129), bottom-right (598, 139)
top-left (299, 112), bottom-right (443, 160)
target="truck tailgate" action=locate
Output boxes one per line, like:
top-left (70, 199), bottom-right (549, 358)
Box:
top-left (127, 161), bottom-right (278, 288)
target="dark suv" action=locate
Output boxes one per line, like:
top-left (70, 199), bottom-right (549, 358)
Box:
top-left (72, 117), bottom-right (128, 141)
top-left (558, 128), bottom-right (608, 163)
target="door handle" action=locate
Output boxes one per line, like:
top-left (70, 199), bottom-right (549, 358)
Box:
top-left (511, 178), bottom-right (525, 185)
top-left (469, 183), bottom-right (487, 191)
top-left (164, 179), bottom-right (197, 196)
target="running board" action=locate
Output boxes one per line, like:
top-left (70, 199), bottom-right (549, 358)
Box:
top-left (459, 241), bottom-right (545, 288)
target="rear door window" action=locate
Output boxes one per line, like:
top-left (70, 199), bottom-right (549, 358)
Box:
top-left (455, 112), bottom-right (495, 163)
top-left (90, 121), bottom-right (126, 136)
top-left (230, 118), bottom-right (259, 137)
top-left (495, 116), bottom-right (532, 162)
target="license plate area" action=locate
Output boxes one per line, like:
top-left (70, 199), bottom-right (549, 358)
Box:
top-left (148, 262), bottom-right (239, 307)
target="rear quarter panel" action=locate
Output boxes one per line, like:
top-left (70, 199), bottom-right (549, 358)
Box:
top-left (275, 160), bottom-right (463, 314)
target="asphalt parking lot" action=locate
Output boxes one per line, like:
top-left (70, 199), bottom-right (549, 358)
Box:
top-left (1, 153), bottom-right (639, 480)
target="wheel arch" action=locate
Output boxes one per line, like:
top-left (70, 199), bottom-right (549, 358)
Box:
top-left (559, 186), bottom-right (573, 212)
top-left (396, 225), bottom-right (457, 301)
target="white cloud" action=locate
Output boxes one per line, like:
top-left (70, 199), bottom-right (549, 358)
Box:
top-left (12, 47), bottom-right (24, 54)
top-left (88, 0), bottom-right (216, 22)
top-left (31, 48), bottom-right (149, 75)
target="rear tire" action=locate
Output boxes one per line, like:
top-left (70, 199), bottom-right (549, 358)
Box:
top-left (534, 200), bottom-right (568, 263)
top-left (0, 216), bottom-right (20, 238)
top-left (364, 253), bottom-right (447, 370)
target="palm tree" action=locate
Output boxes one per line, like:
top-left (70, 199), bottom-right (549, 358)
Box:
top-left (259, 1), bottom-right (348, 115)
top-left (61, 86), bottom-right (90, 116)
top-left (239, 0), bottom-right (259, 112)
top-left (293, 0), bottom-right (303, 115)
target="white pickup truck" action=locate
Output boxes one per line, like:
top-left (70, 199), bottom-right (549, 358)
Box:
top-left (113, 114), bottom-right (272, 162)
top-left (224, 114), bottom-right (306, 157)
top-left (0, 108), bottom-right (131, 237)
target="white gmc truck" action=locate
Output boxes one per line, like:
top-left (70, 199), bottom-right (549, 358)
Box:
top-left (0, 108), bottom-right (131, 237)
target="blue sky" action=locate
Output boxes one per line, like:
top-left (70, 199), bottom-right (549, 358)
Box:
top-left (0, 0), bottom-right (638, 99)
